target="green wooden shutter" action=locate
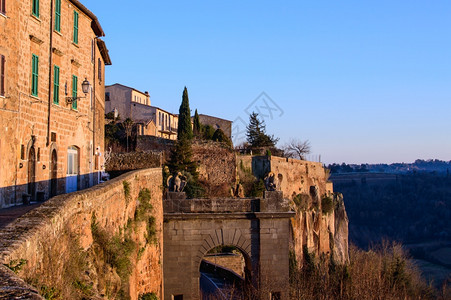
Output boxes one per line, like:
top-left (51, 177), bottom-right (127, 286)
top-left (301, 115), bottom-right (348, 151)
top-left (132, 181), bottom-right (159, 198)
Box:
top-left (32, 0), bottom-right (39, 17)
top-left (53, 65), bottom-right (59, 104)
top-left (72, 75), bottom-right (78, 110)
top-left (55, 0), bottom-right (61, 32)
top-left (31, 54), bottom-right (39, 96)
top-left (73, 11), bottom-right (79, 44)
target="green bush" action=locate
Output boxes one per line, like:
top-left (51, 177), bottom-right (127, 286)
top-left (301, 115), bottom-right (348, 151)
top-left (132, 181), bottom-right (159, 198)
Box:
top-left (293, 194), bottom-right (310, 211)
top-left (321, 196), bottom-right (334, 214)
top-left (139, 292), bottom-right (159, 300)
top-left (250, 179), bottom-right (265, 197)
top-left (123, 180), bottom-right (131, 201)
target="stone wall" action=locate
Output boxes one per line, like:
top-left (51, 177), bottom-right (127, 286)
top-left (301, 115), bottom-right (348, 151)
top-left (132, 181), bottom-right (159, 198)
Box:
top-left (0, 168), bottom-right (163, 299)
top-left (105, 151), bottom-right (162, 174)
top-left (137, 138), bottom-right (236, 196)
top-left (203, 254), bottom-right (245, 277)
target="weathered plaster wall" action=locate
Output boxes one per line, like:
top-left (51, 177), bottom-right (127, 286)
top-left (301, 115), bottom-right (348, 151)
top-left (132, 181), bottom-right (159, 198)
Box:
top-left (0, 168), bottom-right (163, 299)
top-left (105, 151), bottom-right (162, 173)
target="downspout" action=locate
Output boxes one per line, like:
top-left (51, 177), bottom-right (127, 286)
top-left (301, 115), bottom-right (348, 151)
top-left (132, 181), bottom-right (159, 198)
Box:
top-left (92, 38), bottom-right (97, 162)
top-left (46, 0), bottom-right (54, 146)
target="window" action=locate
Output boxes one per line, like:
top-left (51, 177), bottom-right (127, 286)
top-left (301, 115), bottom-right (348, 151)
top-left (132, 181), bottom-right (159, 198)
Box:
top-left (73, 11), bottom-right (78, 44)
top-left (53, 65), bottom-right (59, 104)
top-left (0, 54), bottom-right (5, 96)
top-left (105, 92), bottom-right (110, 101)
top-left (54, 0), bottom-right (61, 32)
top-left (1, 0), bottom-right (6, 15)
top-left (32, 0), bottom-right (39, 17)
top-left (91, 39), bottom-right (95, 62)
top-left (98, 58), bottom-right (102, 81)
top-left (31, 54), bottom-right (39, 96)
top-left (173, 295), bottom-right (183, 300)
top-left (71, 75), bottom-right (77, 110)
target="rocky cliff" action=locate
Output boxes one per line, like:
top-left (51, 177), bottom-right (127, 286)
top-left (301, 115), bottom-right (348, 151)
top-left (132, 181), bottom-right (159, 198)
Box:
top-left (240, 155), bottom-right (349, 265)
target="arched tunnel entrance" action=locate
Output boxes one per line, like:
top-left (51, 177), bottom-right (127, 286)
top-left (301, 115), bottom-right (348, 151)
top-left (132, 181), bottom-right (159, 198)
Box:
top-left (200, 245), bottom-right (253, 300)
top-left (163, 195), bottom-right (295, 300)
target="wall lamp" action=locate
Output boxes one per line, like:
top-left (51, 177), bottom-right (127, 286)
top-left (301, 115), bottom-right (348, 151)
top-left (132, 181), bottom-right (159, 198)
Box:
top-left (65, 78), bottom-right (90, 104)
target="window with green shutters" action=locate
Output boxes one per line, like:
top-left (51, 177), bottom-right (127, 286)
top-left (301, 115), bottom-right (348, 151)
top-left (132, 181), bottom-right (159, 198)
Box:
top-left (72, 75), bottom-right (77, 110)
top-left (32, 0), bottom-right (39, 18)
top-left (55, 0), bottom-right (61, 32)
top-left (53, 65), bottom-right (60, 104)
top-left (73, 11), bottom-right (78, 44)
top-left (31, 54), bottom-right (39, 96)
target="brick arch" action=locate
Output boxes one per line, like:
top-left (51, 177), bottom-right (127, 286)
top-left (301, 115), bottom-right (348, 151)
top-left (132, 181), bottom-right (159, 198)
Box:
top-left (194, 228), bottom-right (252, 271)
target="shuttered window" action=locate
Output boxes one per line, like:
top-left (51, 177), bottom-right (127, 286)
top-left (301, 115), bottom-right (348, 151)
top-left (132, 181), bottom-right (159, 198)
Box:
top-left (53, 65), bottom-right (60, 104)
top-left (0, 55), bottom-right (5, 96)
top-left (31, 54), bottom-right (39, 96)
top-left (72, 75), bottom-right (77, 110)
top-left (32, 0), bottom-right (39, 17)
top-left (73, 11), bottom-right (79, 44)
top-left (54, 0), bottom-right (61, 32)
top-left (0, 0), bottom-right (6, 15)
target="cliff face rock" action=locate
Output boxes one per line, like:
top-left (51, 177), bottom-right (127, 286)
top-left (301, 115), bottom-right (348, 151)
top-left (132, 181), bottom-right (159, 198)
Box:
top-left (249, 155), bottom-right (349, 265)
top-left (0, 169), bottom-right (163, 300)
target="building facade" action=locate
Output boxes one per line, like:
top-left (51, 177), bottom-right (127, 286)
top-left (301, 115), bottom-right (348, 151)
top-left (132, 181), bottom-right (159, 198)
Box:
top-left (105, 83), bottom-right (178, 140)
top-left (198, 114), bottom-right (232, 139)
top-left (0, 0), bottom-right (111, 207)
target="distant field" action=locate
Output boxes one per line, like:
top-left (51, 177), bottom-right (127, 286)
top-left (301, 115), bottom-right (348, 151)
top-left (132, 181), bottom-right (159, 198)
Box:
top-left (330, 172), bottom-right (398, 186)
top-left (431, 247), bottom-right (451, 267)
top-left (412, 259), bottom-right (450, 286)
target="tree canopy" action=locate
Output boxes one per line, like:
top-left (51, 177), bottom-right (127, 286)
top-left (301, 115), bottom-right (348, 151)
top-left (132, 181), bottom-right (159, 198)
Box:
top-left (177, 87), bottom-right (193, 141)
top-left (246, 112), bottom-right (279, 148)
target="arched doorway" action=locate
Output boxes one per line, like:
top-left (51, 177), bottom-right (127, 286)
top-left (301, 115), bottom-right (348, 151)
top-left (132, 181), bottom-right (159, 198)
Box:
top-left (50, 149), bottom-right (58, 197)
top-left (28, 146), bottom-right (36, 200)
top-left (66, 146), bottom-right (79, 193)
top-left (200, 245), bottom-right (252, 300)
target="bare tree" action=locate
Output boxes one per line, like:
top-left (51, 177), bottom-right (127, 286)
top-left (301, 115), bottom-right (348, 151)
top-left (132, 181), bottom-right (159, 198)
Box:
top-left (283, 138), bottom-right (311, 160)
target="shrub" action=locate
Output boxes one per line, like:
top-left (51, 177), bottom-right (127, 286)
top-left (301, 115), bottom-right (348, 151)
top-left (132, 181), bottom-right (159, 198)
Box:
top-left (293, 194), bottom-right (310, 211)
top-left (139, 292), bottom-right (159, 300)
top-left (321, 196), bottom-right (334, 214)
top-left (123, 180), bottom-right (131, 201)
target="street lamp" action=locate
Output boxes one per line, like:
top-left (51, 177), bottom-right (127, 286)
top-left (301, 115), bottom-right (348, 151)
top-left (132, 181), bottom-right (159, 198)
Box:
top-left (66, 78), bottom-right (91, 104)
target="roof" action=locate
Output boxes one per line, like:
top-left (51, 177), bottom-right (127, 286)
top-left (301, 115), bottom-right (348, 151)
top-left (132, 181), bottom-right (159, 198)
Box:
top-left (151, 106), bottom-right (178, 117)
top-left (70, 0), bottom-right (104, 37)
top-left (197, 114), bottom-right (232, 122)
top-left (106, 83), bottom-right (149, 96)
top-left (134, 119), bottom-right (156, 126)
top-left (97, 39), bottom-right (112, 65)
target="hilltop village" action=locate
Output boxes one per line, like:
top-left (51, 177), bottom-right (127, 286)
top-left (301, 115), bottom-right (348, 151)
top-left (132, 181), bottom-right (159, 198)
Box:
top-left (0, 1), bottom-right (350, 299)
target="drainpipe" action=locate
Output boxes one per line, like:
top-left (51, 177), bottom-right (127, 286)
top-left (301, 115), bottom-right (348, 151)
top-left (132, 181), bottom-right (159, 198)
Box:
top-left (46, 0), bottom-right (54, 147)
top-left (92, 38), bottom-right (97, 171)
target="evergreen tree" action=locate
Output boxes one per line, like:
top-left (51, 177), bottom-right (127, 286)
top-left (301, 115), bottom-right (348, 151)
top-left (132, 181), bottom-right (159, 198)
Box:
top-left (246, 112), bottom-right (279, 148)
top-left (177, 87), bottom-right (193, 141)
top-left (193, 109), bottom-right (201, 137)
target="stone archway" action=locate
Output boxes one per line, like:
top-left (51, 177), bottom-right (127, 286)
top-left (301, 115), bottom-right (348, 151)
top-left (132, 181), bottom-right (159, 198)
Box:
top-left (163, 198), bottom-right (294, 300)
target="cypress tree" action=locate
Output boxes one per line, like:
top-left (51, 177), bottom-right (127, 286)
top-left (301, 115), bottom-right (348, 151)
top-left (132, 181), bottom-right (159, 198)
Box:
top-left (177, 87), bottom-right (193, 141)
top-left (193, 109), bottom-right (201, 137)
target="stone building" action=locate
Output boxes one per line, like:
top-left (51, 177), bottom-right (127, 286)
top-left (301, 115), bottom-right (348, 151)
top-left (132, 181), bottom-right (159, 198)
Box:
top-left (105, 83), bottom-right (179, 140)
top-left (197, 114), bottom-right (232, 139)
top-left (0, 0), bottom-right (111, 207)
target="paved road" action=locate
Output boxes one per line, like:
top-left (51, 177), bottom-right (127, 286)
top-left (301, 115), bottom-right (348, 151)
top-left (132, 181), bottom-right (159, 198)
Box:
top-left (0, 203), bottom-right (43, 228)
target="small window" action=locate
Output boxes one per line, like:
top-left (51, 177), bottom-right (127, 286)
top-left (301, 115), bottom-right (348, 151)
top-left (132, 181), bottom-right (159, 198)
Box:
top-left (32, 0), bottom-right (39, 17)
top-left (31, 54), bottom-right (39, 96)
top-left (53, 65), bottom-right (59, 104)
top-left (1, 0), bottom-right (6, 15)
top-left (98, 58), bottom-right (102, 81)
top-left (173, 295), bottom-right (183, 300)
top-left (0, 54), bottom-right (5, 96)
top-left (71, 75), bottom-right (78, 110)
top-left (54, 0), bottom-right (61, 32)
top-left (105, 92), bottom-right (110, 101)
top-left (73, 11), bottom-right (79, 44)
top-left (91, 39), bottom-right (95, 62)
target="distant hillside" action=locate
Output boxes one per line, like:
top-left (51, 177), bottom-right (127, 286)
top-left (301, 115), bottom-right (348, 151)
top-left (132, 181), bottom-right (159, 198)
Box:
top-left (328, 159), bottom-right (451, 175)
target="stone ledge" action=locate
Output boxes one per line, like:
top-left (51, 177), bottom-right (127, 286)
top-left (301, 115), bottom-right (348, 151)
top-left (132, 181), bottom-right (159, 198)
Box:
top-left (164, 211), bottom-right (295, 220)
top-left (0, 265), bottom-right (43, 299)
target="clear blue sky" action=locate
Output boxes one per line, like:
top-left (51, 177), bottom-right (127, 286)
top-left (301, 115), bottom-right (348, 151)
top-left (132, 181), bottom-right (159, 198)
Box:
top-left (84, 0), bottom-right (451, 164)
